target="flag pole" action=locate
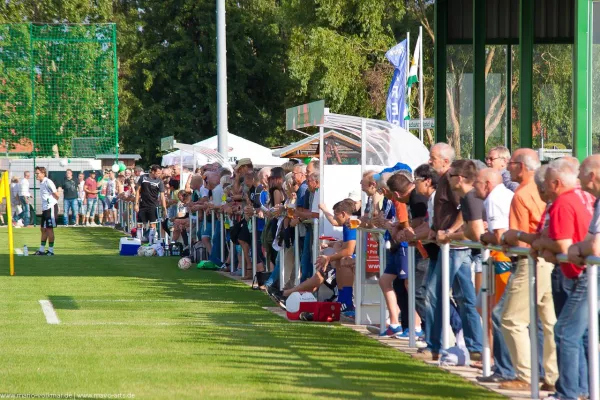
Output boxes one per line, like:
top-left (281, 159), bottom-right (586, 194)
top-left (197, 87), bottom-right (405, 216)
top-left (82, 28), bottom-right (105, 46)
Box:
top-left (419, 26), bottom-right (424, 143)
top-left (405, 32), bottom-right (410, 131)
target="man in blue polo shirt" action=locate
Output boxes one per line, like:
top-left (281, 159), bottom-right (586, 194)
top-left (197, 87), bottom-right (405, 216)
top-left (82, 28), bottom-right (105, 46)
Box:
top-left (283, 199), bottom-right (357, 312)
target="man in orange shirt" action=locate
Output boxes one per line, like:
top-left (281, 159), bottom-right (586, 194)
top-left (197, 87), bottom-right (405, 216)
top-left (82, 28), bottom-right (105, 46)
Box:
top-left (499, 149), bottom-right (557, 391)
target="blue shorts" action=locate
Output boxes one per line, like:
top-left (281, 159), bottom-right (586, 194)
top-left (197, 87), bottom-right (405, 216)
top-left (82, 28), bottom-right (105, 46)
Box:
top-left (384, 246), bottom-right (408, 279)
top-left (201, 222), bottom-right (212, 238)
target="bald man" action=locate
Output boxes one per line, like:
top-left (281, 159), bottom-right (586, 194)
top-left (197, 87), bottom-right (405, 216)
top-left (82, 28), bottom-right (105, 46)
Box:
top-left (496, 149), bottom-right (557, 391)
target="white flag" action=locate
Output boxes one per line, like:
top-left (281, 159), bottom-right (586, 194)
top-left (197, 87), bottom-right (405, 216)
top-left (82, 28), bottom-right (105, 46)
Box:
top-left (407, 33), bottom-right (421, 88)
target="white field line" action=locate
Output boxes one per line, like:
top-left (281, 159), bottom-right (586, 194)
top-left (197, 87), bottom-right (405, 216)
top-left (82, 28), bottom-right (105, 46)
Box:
top-left (38, 300), bottom-right (60, 325)
top-left (62, 321), bottom-right (335, 328)
top-left (47, 299), bottom-right (237, 304)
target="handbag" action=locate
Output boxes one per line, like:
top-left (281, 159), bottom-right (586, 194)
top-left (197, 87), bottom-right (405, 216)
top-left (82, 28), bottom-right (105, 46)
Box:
top-left (252, 271), bottom-right (271, 290)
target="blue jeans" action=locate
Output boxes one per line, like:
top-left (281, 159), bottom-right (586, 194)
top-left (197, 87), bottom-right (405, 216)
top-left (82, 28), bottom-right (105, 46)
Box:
top-left (492, 281), bottom-right (516, 379)
top-left (63, 198), bottom-right (78, 225)
top-left (86, 198), bottom-right (98, 216)
top-left (19, 196), bottom-right (30, 226)
top-left (265, 252), bottom-right (281, 287)
top-left (209, 220), bottom-right (222, 266)
top-left (425, 248), bottom-right (482, 353)
top-left (300, 228), bottom-right (313, 282)
top-left (423, 258), bottom-right (463, 350)
top-left (554, 272), bottom-right (593, 400)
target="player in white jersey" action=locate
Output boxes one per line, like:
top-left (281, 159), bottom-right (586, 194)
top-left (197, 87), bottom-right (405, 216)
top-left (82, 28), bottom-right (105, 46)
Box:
top-left (34, 167), bottom-right (59, 255)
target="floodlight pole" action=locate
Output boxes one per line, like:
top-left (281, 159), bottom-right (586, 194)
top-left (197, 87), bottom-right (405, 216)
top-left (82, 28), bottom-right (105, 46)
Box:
top-left (216, 0), bottom-right (228, 161)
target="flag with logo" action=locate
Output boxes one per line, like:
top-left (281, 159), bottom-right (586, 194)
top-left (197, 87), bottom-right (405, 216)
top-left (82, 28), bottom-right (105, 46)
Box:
top-left (407, 32), bottom-right (421, 88)
top-left (385, 40), bottom-right (409, 126)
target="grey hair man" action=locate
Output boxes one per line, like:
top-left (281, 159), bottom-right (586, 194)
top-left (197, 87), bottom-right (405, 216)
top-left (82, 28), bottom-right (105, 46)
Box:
top-left (414, 143), bottom-right (483, 362)
top-left (496, 149), bottom-right (556, 390)
top-left (543, 156), bottom-right (598, 400)
top-left (486, 145), bottom-right (518, 191)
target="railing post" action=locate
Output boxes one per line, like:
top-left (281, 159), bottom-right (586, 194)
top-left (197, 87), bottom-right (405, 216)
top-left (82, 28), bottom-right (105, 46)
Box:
top-left (312, 219), bottom-right (319, 276)
top-left (441, 243), bottom-right (450, 350)
top-left (279, 247), bottom-right (285, 291)
top-left (408, 246), bottom-right (416, 348)
top-left (528, 255), bottom-right (539, 400)
top-left (203, 210), bottom-right (207, 231)
top-left (588, 263), bottom-right (599, 400)
top-left (230, 236), bottom-right (235, 274)
top-left (379, 233), bottom-right (387, 335)
top-left (354, 230), bottom-right (363, 325)
top-left (481, 249), bottom-right (491, 377)
top-left (252, 215), bottom-right (257, 279)
top-left (294, 225), bottom-right (300, 286)
top-left (220, 212), bottom-right (225, 264)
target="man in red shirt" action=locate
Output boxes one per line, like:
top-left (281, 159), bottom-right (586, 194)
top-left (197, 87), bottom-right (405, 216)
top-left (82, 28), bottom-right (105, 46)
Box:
top-left (531, 157), bottom-right (594, 400)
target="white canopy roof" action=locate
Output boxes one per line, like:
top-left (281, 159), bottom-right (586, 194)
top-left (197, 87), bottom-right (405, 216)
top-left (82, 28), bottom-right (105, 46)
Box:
top-left (161, 133), bottom-right (286, 168)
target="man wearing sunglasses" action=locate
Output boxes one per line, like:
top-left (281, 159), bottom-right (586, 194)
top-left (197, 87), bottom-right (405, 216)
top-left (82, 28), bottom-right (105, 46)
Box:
top-left (486, 146), bottom-right (518, 192)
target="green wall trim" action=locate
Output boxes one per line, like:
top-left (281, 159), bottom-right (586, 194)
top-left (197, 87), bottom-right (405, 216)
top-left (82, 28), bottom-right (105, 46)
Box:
top-left (434, 0), bottom-right (448, 144)
top-left (519, 0), bottom-right (534, 149)
top-left (473, 0), bottom-right (486, 160)
top-left (574, 0), bottom-right (591, 160)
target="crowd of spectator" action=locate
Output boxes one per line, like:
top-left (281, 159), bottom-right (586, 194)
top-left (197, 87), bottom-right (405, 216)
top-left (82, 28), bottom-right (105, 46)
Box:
top-left (3, 144), bottom-right (599, 400)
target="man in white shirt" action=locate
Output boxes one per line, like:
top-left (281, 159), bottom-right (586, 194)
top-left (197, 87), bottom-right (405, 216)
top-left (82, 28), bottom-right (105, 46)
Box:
top-left (18, 171), bottom-right (31, 226)
top-left (34, 167), bottom-right (59, 255)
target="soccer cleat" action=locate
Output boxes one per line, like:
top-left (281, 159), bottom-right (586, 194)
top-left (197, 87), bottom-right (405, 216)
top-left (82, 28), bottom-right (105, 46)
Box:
top-left (299, 312), bottom-right (314, 321)
top-left (341, 310), bottom-right (355, 319)
top-left (33, 250), bottom-right (46, 256)
top-left (45, 251), bottom-right (54, 256)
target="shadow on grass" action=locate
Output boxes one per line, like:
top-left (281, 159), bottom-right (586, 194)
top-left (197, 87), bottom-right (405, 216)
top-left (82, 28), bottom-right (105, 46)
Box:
top-left (0, 228), bottom-right (503, 399)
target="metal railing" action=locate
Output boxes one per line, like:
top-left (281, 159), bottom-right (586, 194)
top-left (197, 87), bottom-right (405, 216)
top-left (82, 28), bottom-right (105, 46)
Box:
top-left (112, 203), bottom-right (600, 400)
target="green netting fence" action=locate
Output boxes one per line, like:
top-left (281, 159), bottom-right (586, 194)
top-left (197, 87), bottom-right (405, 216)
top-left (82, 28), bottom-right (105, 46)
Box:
top-left (0, 23), bottom-right (118, 159)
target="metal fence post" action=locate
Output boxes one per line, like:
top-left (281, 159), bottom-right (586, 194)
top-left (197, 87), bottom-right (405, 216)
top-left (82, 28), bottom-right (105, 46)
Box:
top-left (379, 233), bottom-right (387, 334)
top-left (408, 246), bottom-right (416, 348)
top-left (252, 215), bottom-right (257, 279)
top-left (230, 237), bottom-right (235, 274)
top-left (588, 263), bottom-right (599, 400)
top-left (211, 210), bottom-right (215, 238)
top-left (294, 225), bottom-right (300, 286)
top-left (203, 210), bottom-right (207, 231)
top-left (481, 249), bottom-right (491, 377)
top-left (279, 247), bottom-right (285, 291)
top-left (441, 243), bottom-right (450, 350)
top-left (220, 213), bottom-right (225, 265)
top-left (354, 230), bottom-right (363, 325)
top-left (312, 219), bottom-right (319, 276)
top-left (528, 255), bottom-right (539, 400)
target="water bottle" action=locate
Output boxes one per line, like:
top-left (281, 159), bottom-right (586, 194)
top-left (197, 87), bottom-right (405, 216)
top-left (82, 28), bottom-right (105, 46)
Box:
top-left (23, 245), bottom-right (28, 256)
top-left (247, 218), bottom-right (253, 233)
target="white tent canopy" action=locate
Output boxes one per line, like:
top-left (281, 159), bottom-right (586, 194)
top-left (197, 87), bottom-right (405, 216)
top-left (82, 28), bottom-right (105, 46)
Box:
top-left (161, 133), bottom-right (285, 168)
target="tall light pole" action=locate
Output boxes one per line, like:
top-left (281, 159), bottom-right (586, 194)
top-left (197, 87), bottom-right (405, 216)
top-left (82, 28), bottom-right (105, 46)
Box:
top-left (216, 0), bottom-right (228, 161)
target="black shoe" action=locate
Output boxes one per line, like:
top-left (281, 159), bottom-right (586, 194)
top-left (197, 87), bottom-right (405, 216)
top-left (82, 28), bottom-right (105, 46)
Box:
top-left (266, 284), bottom-right (281, 299)
top-left (45, 251), bottom-right (54, 256)
top-left (33, 250), bottom-right (46, 256)
top-left (299, 312), bottom-right (314, 321)
top-left (476, 374), bottom-right (511, 383)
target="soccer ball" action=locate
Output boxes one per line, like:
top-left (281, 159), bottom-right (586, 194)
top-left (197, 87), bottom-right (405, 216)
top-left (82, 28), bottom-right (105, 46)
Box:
top-left (59, 158), bottom-right (68, 167)
top-left (145, 246), bottom-right (157, 257)
top-left (178, 257), bottom-right (192, 270)
top-left (137, 246), bottom-right (146, 256)
top-left (286, 292), bottom-right (317, 313)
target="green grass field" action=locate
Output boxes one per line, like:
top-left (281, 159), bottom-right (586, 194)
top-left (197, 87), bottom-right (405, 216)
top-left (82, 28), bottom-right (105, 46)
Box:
top-left (0, 227), bottom-right (503, 400)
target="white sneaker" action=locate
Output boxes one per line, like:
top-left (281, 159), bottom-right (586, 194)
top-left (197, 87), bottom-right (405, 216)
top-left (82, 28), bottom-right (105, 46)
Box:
top-left (16, 220), bottom-right (24, 227)
top-left (90, 222), bottom-right (97, 227)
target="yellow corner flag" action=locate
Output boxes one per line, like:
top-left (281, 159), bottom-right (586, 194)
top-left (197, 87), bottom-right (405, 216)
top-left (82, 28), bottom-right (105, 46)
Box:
top-left (1, 171), bottom-right (15, 275)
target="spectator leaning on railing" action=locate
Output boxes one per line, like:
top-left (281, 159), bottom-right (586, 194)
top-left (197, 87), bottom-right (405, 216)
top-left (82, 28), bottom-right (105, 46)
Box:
top-left (415, 143), bottom-right (483, 362)
top-left (472, 167), bottom-right (518, 386)
top-left (486, 146), bottom-right (519, 192)
top-left (495, 149), bottom-right (557, 391)
top-left (530, 157), bottom-right (594, 400)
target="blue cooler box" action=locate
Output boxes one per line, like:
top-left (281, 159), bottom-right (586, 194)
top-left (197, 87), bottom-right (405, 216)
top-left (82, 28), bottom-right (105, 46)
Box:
top-left (120, 237), bottom-right (141, 256)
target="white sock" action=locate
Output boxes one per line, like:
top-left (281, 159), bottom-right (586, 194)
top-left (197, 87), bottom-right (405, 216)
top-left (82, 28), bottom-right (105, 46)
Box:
top-left (48, 246), bottom-right (54, 253)
top-left (455, 329), bottom-right (466, 348)
top-left (390, 323), bottom-right (400, 329)
top-left (39, 246), bottom-right (45, 252)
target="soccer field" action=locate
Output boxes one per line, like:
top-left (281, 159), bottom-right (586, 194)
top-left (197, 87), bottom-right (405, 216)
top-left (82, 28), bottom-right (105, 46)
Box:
top-left (0, 228), bottom-right (503, 400)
